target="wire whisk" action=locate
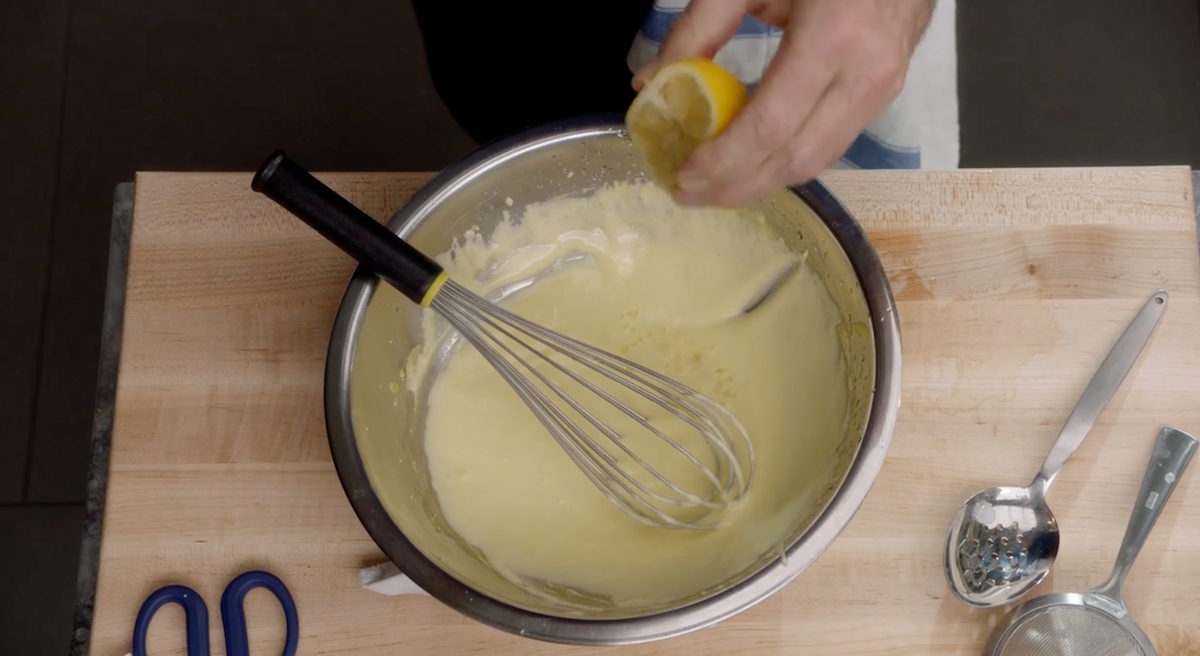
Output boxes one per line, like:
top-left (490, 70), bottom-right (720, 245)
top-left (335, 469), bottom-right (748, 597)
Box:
top-left (253, 151), bottom-right (755, 529)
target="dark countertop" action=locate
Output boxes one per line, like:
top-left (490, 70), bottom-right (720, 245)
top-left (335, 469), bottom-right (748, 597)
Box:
top-left (67, 172), bottom-right (1200, 656)
top-left (69, 182), bottom-right (131, 656)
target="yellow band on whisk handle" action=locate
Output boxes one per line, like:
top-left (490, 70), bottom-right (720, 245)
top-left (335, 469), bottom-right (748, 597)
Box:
top-left (420, 271), bottom-right (449, 308)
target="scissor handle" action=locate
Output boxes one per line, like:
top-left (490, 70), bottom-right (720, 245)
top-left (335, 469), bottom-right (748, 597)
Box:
top-left (220, 570), bottom-right (299, 656)
top-left (132, 585), bottom-right (210, 656)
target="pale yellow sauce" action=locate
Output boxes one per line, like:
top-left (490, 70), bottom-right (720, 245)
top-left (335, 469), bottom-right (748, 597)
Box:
top-left (408, 182), bottom-right (848, 608)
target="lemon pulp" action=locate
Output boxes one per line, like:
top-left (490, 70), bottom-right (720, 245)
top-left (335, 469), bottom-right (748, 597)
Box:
top-left (626, 58), bottom-right (747, 190)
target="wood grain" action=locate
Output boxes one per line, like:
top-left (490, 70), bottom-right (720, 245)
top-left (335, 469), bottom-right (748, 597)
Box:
top-left (88, 167), bottom-right (1200, 656)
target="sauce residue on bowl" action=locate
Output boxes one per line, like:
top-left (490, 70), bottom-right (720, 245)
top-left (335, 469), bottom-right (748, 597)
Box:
top-left (406, 181), bottom-right (849, 608)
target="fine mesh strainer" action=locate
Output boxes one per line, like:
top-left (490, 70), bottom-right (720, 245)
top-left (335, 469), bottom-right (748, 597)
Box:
top-left (983, 425), bottom-right (1197, 656)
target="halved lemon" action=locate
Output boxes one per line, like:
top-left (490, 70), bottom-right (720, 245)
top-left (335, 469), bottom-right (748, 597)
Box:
top-left (626, 58), bottom-right (747, 191)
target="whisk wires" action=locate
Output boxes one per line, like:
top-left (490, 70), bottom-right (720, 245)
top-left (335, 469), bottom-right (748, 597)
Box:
top-left (429, 279), bottom-right (755, 529)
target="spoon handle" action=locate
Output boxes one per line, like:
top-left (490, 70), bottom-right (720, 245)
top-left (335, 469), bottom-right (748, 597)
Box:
top-left (1087, 426), bottom-right (1197, 615)
top-left (1032, 290), bottom-right (1168, 494)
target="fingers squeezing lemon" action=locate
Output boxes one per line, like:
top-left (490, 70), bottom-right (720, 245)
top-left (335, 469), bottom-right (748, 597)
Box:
top-left (626, 58), bottom-right (747, 192)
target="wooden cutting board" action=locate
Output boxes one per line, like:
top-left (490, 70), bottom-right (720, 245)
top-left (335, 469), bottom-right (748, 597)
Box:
top-left (89, 167), bottom-right (1200, 656)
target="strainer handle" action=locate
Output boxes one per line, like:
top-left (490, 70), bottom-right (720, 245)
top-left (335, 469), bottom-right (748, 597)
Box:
top-left (1091, 425), bottom-right (1197, 611)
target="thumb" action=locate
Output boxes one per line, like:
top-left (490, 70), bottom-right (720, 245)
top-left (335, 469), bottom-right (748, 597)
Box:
top-left (633, 0), bottom-right (750, 90)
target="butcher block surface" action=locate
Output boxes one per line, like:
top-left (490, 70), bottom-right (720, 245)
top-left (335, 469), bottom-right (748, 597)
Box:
top-left (89, 167), bottom-right (1200, 655)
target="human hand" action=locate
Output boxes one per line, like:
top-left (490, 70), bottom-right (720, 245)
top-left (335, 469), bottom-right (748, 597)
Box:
top-left (633, 0), bottom-right (935, 207)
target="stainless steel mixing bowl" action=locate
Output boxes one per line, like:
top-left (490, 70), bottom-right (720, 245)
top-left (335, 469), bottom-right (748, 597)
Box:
top-left (325, 115), bottom-right (901, 644)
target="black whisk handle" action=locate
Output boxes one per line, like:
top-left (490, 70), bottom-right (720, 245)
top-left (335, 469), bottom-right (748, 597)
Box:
top-left (251, 150), bottom-right (444, 305)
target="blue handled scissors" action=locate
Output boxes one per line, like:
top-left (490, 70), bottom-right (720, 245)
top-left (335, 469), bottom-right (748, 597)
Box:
top-left (132, 570), bottom-right (298, 656)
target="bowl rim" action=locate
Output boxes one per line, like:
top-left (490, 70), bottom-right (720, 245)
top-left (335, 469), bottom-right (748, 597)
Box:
top-left (323, 113), bottom-right (902, 645)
